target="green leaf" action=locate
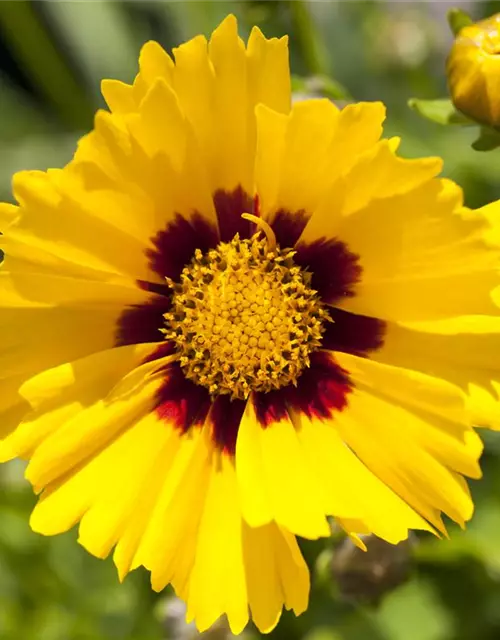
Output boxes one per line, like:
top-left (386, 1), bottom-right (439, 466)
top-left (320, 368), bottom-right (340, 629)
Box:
top-left (304, 628), bottom-right (344, 640)
top-left (447, 8), bottom-right (473, 36)
top-left (0, 1), bottom-right (94, 129)
top-left (375, 578), bottom-right (453, 640)
top-left (315, 75), bottom-right (352, 101)
top-left (292, 75), bottom-right (352, 101)
top-left (40, 1), bottom-right (141, 101)
top-left (408, 98), bottom-right (473, 126)
top-left (289, 0), bottom-right (331, 77)
top-left (472, 126), bottom-right (500, 151)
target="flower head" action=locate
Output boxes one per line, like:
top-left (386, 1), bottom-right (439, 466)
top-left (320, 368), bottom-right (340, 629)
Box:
top-left (1, 14), bottom-right (499, 634)
top-left (447, 12), bottom-right (500, 127)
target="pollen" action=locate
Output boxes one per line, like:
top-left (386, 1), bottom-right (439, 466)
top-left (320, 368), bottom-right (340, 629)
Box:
top-left (163, 219), bottom-right (331, 399)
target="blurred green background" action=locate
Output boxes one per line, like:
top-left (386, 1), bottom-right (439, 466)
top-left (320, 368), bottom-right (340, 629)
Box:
top-left (2, 1), bottom-right (500, 639)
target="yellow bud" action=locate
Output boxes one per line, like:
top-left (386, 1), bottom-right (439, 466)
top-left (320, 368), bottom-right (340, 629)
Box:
top-left (447, 13), bottom-right (500, 127)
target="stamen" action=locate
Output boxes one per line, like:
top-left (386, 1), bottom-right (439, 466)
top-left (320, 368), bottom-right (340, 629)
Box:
top-left (241, 213), bottom-right (277, 252)
top-left (164, 233), bottom-right (330, 399)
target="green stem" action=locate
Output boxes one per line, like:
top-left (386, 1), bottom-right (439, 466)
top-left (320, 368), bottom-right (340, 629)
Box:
top-left (288, 0), bottom-right (330, 76)
top-left (0, 0), bottom-right (94, 130)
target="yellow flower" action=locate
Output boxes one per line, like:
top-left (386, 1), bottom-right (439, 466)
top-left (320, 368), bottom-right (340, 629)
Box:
top-left (447, 13), bottom-right (500, 127)
top-left (0, 13), bottom-right (499, 634)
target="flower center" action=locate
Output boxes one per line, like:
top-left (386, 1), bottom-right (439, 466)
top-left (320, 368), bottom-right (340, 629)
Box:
top-left (163, 216), bottom-right (330, 399)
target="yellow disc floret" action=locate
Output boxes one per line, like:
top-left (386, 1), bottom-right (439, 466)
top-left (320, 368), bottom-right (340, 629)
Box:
top-left (164, 220), bottom-right (331, 399)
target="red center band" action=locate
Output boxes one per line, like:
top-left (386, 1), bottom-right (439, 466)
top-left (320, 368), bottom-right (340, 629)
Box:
top-left (115, 187), bottom-right (385, 455)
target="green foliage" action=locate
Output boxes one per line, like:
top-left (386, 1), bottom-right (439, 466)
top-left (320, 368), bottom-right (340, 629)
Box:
top-left (408, 99), bottom-right (500, 153)
top-left (291, 75), bottom-right (352, 101)
top-left (408, 99), bottom-right (472, 126)
top-left (0, 463), bottom-right (162, 640)
top-left (447, 8), bottom-right (473, 36)
top-left (472, 127), bottom-right (500, 152)
top-left (1, 1), bottom-right (500, 639)
top-left (409, 7), bottom-right (500, 152)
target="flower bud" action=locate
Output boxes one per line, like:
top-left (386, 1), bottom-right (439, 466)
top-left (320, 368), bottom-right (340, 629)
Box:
top-left (447, 13), bottom-right (500, 127)
top-left (331, 534), bottom-right (415, 605)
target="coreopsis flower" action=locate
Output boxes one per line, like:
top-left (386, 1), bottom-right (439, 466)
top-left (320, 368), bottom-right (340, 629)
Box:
top-left (447, 12), bottom-right (500, 127)
top-left (0, 13), bottom-right (498, 634)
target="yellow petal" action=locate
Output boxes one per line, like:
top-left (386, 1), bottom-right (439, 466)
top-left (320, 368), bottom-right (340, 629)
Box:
top-left (138, 426), bottom-right (310, 634)
top-left (29, 409), bottom-right (169, 542)
top-left (0, 372), bottom-right (31, 446)
top-left (77, 411), bottom-right (173, 560)
top-left (111, 426), bottom-right (180, 580)
top-left (72, 109), bottom-right (217, 256)
top-left (255, 101), bottom-right (387, 225)
top-left (247, 26), bottom-right (290, 115)
top-left (334, 380), bottom-right (476, 529)
top-left (130, 40), bottom-right (174, 105)
top-left (134, 425), bottom-right (211, 591)
top-left (172, 34), bottom-right (214, 171)
top-left (340, 140), bottom-right (442, 215)
top-left (236, 398), bottom-right (330, 539)
top-left (468, 380), bottom-right (500, 429)
top-left (24, 361), bottom-right (170, 491)
top-left (323, 101), bottom-right (386, 180)
top-left (101, 79), bottom-right (136, 115)
top-left (7, 169), bottom-right (154, 283)
top-left (274, 99), bottom-right (340, 217)
top-left (300, 141), bottom-right (442, 249)
top-left (0, 202), bottom-right (19, 229)
top-left (333, 179), bottom-right (499, 323)
top-left (25, 352), bottom-right (174, 486)
top-left (0, 271), bottom-right (149, 308)
top-left (243, 522), bottom-right (309, 633)
top-left (293, 409), bottom-right (433, 543)
top-left (208, 15), bottom-right (250, 192)
top-left (116, 437), bottom-right (204, 583)
top-left (131, 78), bottom-right (187, 167)
top-left (336, 521), bottom-right (369, 551)
top-left (0, 343), bottom-right (159, 462)
top-left (255, 99), bottom-right (339, 221)
top-left (373, 316), bottom-right (500, 430)
top-left (335, 351), bottom-right (483, 479)
top-left (0, 282), bottom-right (128, 381)
top-left (187, 456), bottom-right (248, 635)
top-left (254, 104), bottom-right (288, 218)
